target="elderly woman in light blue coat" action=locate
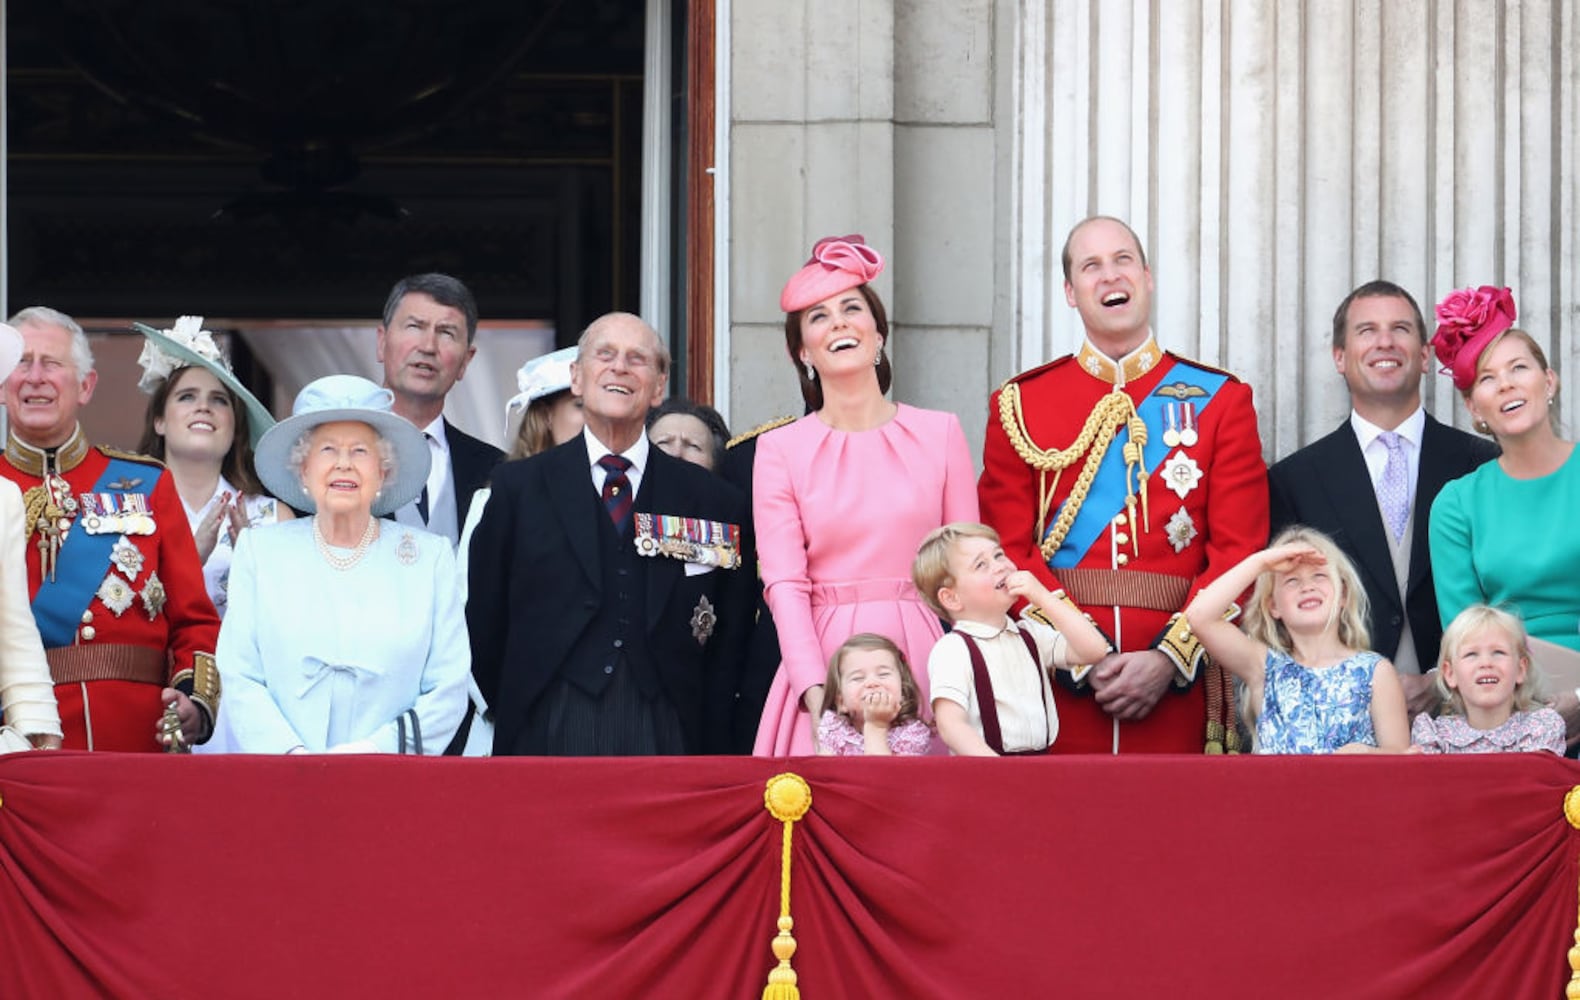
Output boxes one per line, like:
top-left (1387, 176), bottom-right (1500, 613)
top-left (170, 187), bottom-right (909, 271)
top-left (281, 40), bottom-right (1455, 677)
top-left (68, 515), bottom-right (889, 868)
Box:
top-left (214, 375), bottom-right (468, 754)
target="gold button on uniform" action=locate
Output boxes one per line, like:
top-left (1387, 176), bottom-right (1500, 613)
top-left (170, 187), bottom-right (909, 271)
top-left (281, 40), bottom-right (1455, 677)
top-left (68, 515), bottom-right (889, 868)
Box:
top-left (1116, 554), bottom-right (1130, 566)
top-left (81, 610), bottom-right (93, 624)
top-left (81, 626), bottom-right (96, 641)
top-left (1114, 532), bottom-right (1129, 546)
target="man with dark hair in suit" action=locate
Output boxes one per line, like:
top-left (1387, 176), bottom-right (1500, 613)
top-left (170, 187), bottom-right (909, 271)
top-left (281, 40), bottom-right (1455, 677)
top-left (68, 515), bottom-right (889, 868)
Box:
top-left (377, 272), bottom-right (502, 546)
top-left (1268, 280), bottom-right (1497, 714)
top-left (467, 312), bottom-right (750, 755)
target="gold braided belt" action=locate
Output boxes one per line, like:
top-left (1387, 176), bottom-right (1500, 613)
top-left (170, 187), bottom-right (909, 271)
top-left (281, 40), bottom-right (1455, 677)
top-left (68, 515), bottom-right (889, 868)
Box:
top-left (1055, 568), bottom-right (1191, 613)
top-left (47, 644), bottom-right (166, 686)
top-left (997, 382), bottom-right (1151, 560)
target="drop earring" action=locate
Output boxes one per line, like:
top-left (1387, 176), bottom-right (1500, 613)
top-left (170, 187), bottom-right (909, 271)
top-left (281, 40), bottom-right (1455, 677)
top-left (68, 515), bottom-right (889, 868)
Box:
top-left (804, 362), bottom-right (816, 381)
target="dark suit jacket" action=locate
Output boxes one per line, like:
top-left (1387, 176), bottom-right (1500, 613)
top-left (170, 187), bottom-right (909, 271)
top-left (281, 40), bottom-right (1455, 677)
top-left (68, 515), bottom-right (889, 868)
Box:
top-left (467, 437), bottom-right (751, 754)
top-left (1267, 414), bottom-right (1498, 670)
top-left (444, 420), bottom-right (504, 530)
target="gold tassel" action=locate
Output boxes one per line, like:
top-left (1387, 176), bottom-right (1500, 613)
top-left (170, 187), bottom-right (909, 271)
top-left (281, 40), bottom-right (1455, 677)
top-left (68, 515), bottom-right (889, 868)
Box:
top-left (762, 773), bottom-right (812, 1000)
top-left (1564, 786), bottom-right (1580, 998)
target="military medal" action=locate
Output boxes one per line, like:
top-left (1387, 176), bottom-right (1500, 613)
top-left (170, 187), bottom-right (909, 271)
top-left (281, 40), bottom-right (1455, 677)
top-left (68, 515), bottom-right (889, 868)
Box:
top-left (97, 573), bottom-right (136, 617)
top-left (1162, 453), bottom-right (1204, 500)
top-left (110, 536), bottom-right (145, 581)
top-left (1165, 508), bottom-right (1198, 553)
top-left (1179, 403), bottom-right (1199, 447)
top-left (139, 571), bottom-right (167, 620)
top-left (634, 513), bottom-right (741, 569)
top-left (1162, 403), bottom-right (1182, 448)
top-left (690, 595), bottom-right (717, 645)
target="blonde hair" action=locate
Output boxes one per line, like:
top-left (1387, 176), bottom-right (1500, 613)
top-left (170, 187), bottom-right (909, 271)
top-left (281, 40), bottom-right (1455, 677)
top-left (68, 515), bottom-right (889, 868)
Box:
top-left (818, 633), bottom-right (922, 726)
top-left (912, 522), bottom-right (1002, 619)
top-left (510, 391), bottom-right (568, 460)
top-left (1462, 328), bottom-right (1563, 435)
top-left (1241, 526), bottom-right (1371, 657)
top-left (1434, 604), bottom-right (1545, 716)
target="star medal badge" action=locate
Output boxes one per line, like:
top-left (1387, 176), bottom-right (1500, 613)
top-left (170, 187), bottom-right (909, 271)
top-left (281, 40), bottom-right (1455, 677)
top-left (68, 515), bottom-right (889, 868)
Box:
top-left (690, 595), bottom-right (717, 645)
top-left (1162, 453), bottom-right (1204, 500)
top-left (110, 536), bottom-right (145, 581)
top-left (139, 571), bottom-right (167, 620)
top-left (97, 573), bottom-right (136, 617)
top-left (1165, 508), bottom-right (1198, 553)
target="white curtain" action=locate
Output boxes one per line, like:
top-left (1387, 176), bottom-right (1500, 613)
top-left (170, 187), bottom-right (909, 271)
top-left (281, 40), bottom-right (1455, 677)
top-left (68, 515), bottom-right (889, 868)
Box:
top-left (239, 325), bottom-right (555, 451)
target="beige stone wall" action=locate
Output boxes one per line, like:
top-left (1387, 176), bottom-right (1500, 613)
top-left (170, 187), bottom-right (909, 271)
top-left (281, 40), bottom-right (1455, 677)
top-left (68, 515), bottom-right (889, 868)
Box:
top-left (726, 0), bottom-right (1008, 464)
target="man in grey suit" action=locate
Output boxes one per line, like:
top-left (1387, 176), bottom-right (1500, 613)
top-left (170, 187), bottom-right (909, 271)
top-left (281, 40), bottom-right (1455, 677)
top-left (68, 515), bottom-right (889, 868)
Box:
top-left (1268, 281), bottom-right (1497, 714)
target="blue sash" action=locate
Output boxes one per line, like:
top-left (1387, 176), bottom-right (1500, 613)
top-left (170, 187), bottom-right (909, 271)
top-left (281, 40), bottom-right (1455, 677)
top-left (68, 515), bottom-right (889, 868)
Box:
top-left (1046, 361), bottom-right (1229, 569)
top-left (32, 457), bottom-right (151, 648)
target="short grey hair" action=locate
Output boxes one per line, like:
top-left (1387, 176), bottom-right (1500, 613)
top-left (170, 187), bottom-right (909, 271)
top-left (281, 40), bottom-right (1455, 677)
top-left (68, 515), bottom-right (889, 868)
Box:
top-left (576, 312), bottom-right (672, 377)
top-left (287, 423), bottom-right (398, 483)
top-left (8, 305), bottom-right (95, 376)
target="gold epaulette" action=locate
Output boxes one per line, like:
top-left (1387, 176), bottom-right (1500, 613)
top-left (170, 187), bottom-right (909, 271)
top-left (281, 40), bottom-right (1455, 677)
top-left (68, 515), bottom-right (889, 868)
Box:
top-left (993, 354), bottom-right (1076, 395)
top-left (1163, 351), bottom-right (1245, 384)
top-left (97, 445), bottom-right (165, 469)
top-left (727, 416), bottom-right (796, 449)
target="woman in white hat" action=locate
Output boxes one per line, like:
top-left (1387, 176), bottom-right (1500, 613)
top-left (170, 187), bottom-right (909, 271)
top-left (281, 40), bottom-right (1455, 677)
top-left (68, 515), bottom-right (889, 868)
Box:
top-left (0, 323), bottom-right (62, 751)
top-left (214, 375), bottom-right (469, 754)
top-left (134, 317), bottom-right (291, 619)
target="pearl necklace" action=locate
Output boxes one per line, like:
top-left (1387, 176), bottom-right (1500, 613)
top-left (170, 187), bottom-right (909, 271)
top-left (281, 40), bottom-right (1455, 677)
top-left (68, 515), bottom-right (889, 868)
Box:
top-left (312, 515), bottom-right (378, 571)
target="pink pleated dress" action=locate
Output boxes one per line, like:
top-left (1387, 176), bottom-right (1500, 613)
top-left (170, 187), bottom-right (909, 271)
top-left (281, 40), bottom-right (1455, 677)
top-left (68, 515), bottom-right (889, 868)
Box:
top-left (751, 404), bottom-right (980, 756)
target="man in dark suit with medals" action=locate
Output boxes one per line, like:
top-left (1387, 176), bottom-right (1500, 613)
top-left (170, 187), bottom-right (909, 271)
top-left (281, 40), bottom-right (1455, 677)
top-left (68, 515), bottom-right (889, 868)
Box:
top-left (377, 273), bottom-right (502, 546)
top-left (1268, 281), bottom-right (1497, 714)
top-left (467, 312), bottom-right (750, 755)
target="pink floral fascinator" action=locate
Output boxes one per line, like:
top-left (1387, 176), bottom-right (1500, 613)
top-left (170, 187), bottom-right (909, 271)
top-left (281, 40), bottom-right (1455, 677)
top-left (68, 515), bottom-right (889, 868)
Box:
top-left (1431, 285), bottom-right (1518, 391)
top-left (779, 235), bottom-right (885, 313)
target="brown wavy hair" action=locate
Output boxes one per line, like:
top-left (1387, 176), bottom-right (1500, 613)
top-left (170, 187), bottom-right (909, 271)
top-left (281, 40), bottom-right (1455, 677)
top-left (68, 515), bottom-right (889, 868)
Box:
top-left (137, 366), bottom-right (265, 496)
top-left (783, 283), bottom-right (893, 411)
top-left (818, 632), bottom-right (922, 727)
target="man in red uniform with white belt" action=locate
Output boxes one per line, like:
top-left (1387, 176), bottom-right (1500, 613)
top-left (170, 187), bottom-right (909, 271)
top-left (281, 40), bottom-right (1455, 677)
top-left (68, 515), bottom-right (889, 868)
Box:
top-left (978, 217), bottom-right (1268, 753)
top-left (1, 306), bottom-right (220, 751)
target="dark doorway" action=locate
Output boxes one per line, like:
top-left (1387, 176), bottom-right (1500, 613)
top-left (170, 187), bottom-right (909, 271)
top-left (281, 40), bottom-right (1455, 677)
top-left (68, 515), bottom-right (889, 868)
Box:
top-left (5, 0), bottom-right (647, 343)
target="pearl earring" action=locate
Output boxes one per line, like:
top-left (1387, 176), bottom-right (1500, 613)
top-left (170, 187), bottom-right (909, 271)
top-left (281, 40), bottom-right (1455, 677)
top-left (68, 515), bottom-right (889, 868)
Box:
top-left (804, 362), bottom-right (816, 381)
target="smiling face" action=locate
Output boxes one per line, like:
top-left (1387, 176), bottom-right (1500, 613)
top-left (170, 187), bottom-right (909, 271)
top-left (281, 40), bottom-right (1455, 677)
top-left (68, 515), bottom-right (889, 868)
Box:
top-left (1442, 623), bottom-right (1526, 728)
top-left (376, 292), bottom-right (475, 415)
top-left (5, 318), bottom-right (97, 449)
top-left (649, 412), bottom-right (715, 470)
top-left (1465, 332), bottom-right (1559, 440)
top-left (154, 367), bottom-right (236, 464)
top-left (798, 288), bottom-right (883, 381)
top-left (1268, 561), bottom-right (1338, 635)
top-left (1062, 218), bottom-right (1154, 355)
top-left (938, 535), bottom-right (1017, 623)
top-left (835, 647), bottom-right (906, 727)
top-left (1334, 294), bottom-right (1429, 415)
top-left (570, 313), bottom-right (668, 447)
top-left (301, 420), bottom-right (387, 517)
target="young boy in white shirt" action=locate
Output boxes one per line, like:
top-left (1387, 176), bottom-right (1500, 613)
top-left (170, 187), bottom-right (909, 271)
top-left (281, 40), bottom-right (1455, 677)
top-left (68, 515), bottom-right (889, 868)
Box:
top-left (913, 522), bottom-right (1110, 756)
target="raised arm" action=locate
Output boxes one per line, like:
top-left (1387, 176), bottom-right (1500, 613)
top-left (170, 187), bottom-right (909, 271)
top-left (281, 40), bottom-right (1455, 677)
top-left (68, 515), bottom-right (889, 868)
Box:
top-left (1183, 546), bottom-right (1285, 688)
top-left (1007, 570), bottom-right (1111, 666)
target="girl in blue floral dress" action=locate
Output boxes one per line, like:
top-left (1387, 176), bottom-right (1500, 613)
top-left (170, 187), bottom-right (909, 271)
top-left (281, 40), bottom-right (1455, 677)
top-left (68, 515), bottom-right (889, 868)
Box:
top-left (1184, 526), bottom-right (1410, 753)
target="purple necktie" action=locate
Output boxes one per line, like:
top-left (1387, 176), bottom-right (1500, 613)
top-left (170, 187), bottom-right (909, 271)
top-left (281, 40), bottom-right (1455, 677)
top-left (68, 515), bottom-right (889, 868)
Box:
top-left (1377, 431), bottom-right (1410, 541)
top-left (598, 454), bottom-right (634, 534)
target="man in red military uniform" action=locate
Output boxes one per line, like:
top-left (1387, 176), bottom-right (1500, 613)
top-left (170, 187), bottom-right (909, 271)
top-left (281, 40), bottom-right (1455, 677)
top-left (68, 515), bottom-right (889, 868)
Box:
top-left (1, 306), bottom-right (220, 751)
top-left (978, 217), bottom-right (1268, 753)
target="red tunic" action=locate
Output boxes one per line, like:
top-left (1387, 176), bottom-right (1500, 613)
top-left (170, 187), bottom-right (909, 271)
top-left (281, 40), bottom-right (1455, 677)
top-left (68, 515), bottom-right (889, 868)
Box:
top-left (0, 429), bottom-right (219, 751)
top-left (978, 339), bottom-right (1267, 753)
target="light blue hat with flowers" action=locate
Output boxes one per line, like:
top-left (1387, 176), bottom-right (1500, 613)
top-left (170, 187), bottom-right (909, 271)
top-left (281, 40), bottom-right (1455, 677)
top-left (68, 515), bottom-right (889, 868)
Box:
top-left (253, 375), bottom-right (431, 516)
top-left (502, 345), bottom-right (578, 435)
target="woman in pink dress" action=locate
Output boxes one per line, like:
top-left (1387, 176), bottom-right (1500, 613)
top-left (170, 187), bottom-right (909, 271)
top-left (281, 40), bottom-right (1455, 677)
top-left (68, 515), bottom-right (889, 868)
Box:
top-left (752, 235), bottom-right (979, 755)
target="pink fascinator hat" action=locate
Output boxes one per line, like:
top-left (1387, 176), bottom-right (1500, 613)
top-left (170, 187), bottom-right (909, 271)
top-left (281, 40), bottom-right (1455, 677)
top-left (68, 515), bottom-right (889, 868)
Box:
top-left (779, 234), bottom-right (885, 313)
top-left (1431, 285), bottom-right (1517, 391)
